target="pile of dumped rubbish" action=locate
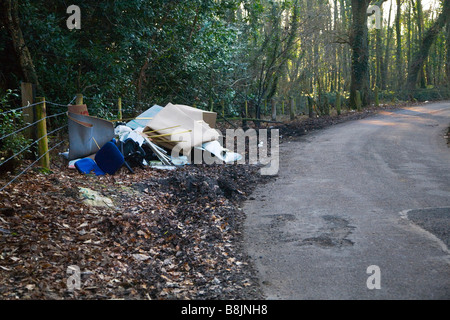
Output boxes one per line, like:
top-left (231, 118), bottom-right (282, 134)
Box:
top-left (61, 103), bottom-right (242, 176)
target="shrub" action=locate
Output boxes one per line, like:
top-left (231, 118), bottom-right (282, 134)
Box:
top-left (0, 90), bottom-right (33, 173)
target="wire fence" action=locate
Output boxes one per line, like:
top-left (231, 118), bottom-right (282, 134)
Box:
top-left (0, 141), bottom-right (65, 193)
top-left (0, 92), bottom-right (153, 193)
top-left (80, 95), bottom-right (313, 121)
top-left (0, 96), bottom-right (76, 193)
top-left (0, 89), bottom-right (351, 192)
top-left (0, 101), bottom-right (45, 116)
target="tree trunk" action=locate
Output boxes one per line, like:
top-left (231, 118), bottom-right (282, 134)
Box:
top-left (407, 1), bottom-right (412, 75)
top-left (340, 0), bottom-right (350, 91)
top-left (0, 0), bottom-right (39, 86)
top-left (414, 0), bottom-right (427, 88)
top-left (254, 0), bottom-right (299, 119)
top-left (135, 9), bottom-right (169, 102)
top-left (406, 0), bottom-right (450, 93)
top-left (136, 48), bottom-right (152, 102)
top-left (333, 0), bottom-right (339, 92)
top-left (446, 21), bottom-right (450, 86)
top-left (382, 1), bottom-right (393, 90)
top-left (375, 12), bottom-right (384, 90)
top-left (395, 0), bottom-right (403, 90)
top-left (349, 0), bottom-right (371, 108)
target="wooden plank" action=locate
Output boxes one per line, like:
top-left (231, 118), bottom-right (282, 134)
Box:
top-left (20, 82), bottom-right (35, 139)
top-left (35, 97), bottom-right (49, 169)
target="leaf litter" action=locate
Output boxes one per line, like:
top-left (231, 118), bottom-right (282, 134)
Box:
top-left (0, 161), bottom-right (269, 300)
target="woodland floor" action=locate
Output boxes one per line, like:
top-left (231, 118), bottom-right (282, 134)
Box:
top-left (0, 102), bottom-right (421, 300)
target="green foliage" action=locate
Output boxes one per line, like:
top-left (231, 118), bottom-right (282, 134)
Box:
top-left (1, 0), bottom-right (448, 120)
top-left (0, 90), bottom-right (33, 165)
top-left (33, 166), bottom-right (53, 175)
top-left (378, 90), bottom-right (398, 102)
top-left (413, 87), bottom-right (450, 101)
top-left (8, 0), bottom-right (246, 117)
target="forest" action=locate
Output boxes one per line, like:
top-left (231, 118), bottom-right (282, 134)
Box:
top-left (1, 0), bottom-right (450, 119)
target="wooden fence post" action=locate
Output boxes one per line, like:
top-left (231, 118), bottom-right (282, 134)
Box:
top-left (35, 97), bottom-right (49, 169)
top-left (75, 93), bottom-right (83, 105)
top-left (20, 82), bottom-right (36, 140)
top-left (118, 97), bottom-right (123, 120)
top-left (290, 98), bottom-right (295, 120)
top-left (245, 100), bottom-right (248, 118)
top-left (271, 99), bottom-right (277, 121)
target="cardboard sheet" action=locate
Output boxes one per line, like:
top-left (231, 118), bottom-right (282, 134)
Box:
top-left (143, 103), bottom-right (220, 156)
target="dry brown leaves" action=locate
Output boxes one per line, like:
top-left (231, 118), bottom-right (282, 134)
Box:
top-left (0, 161), bottom-right (266, 300)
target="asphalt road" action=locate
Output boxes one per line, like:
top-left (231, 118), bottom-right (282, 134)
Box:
top-left (243, 101), bottom-right (450, 300)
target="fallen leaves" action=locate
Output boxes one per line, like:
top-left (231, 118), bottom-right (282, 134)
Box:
top-left (0, 160), bottom-right (265, 300)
